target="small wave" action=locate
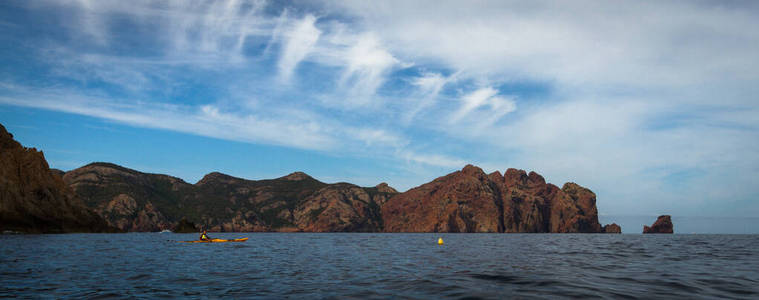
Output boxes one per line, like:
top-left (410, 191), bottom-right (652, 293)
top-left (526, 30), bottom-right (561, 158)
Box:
top-left (127, 273), bottom-right (151, 280)
top-left (171, 277), bottom-right (199, 284)
top-left (470, 273), bottom-right (519, 283)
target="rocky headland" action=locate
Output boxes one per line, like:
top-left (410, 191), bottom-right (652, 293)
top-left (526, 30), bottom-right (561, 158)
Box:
top-left (643, 215), bottom-right (674, 234)
top-left (382, 165), bottom-right (607, 233)
top-left (1, 123), bottom-right (625, 234)
top-left (0, 124), bottom-right (118, 233)
top-left (62, 162), bottom-right (395, 232)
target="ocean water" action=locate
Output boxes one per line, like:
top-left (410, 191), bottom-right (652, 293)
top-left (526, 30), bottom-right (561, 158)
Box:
top-left (2, 233), bottom-right (758, 299)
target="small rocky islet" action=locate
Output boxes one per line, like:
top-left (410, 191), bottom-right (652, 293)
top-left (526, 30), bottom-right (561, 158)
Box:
top-left (644, 215), bottom-right (674, 234)
top-left (1, 123), bottom-right (670, 234)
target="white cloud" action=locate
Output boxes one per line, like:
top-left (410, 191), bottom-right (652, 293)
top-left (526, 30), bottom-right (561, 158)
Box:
top-left (5, 1), bottom-right (759, 216)
top-left (333, 1), bottom-right (759, 103)
top-left (450, 87), bottom-right (516, 126)
top-left (277, 14), bottom-right (321, 83)
top-left (347, 127), bottom-right (407, 149)
top-left (400, 151), bottom-right (467, 168)
top-left (0, 83), bottom-right (470, 172)
top-left (0, 89), bottom-right (335, 151)
top-left (337, 34), bottom-right (400, 106)
top-left (413, 72), bottom-right (447, 94)
top-left (62, 0), bottom-right (273, 66)
top-left (402, 72), bottom-right (450, 124)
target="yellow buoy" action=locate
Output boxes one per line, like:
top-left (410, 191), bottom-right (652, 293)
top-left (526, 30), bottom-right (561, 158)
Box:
top-left (438, 237), bottom-right (444, 245)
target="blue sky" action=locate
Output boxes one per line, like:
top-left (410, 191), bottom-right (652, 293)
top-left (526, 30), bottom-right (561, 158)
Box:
top-left (1, 0), bottom-right (758, 218)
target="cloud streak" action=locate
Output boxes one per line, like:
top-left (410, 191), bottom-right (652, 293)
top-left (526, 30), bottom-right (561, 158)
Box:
top-left (277, 14), bottom-right (321, 83)
top-left (1, 0), bottom-right (758, 214)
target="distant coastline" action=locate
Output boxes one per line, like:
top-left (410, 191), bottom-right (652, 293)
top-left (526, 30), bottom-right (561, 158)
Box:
top-left (1, 123), bottom-right (626, 234)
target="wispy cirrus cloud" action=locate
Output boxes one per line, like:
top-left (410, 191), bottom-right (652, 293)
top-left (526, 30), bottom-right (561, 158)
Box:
top-left (337, 33), bottom-right (400, 106)
top-left (450, 87), bottom-right (516, 126)
top-left (0, 88), bottom-right (334, 150)
top-left (1, 0), bottom-right (758, 213)
top-left (402, 72), bottom-right (452, 124)
top-left (276, 13), bottom-right (321, 83)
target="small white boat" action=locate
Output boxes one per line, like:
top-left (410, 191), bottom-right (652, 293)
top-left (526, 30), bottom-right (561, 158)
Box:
top-left (159, 229), bottom-right (172, 233)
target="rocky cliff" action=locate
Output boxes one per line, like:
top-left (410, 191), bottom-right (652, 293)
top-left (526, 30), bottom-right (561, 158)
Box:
top-left (64, 163), bottom-right (613, 233)
top-left (0, 124), bottom-right (117, 233)
top-left (9, 119), bottom-right (617, 234)
top-left (382, 165), bottom-right (608, 233)
top-left (172, 218), bottom-right (198, 233)
top-left (63, 163), bottom-right (395, 232)
top-left (294, 183), bottom-right (394, 232)
top-left (63, 162), bottom-right (194, 232)
top-left (602, 223), bottom-right (622, 233)
top-left (643, 215), bottom-right (673, 234)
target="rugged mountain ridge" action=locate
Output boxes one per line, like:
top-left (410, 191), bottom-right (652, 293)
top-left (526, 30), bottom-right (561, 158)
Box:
top-left (0, 124), bottom-right (117, 233)
top-left (3, 123), bottom-right (620, 233)
top-left (62, 163), bottom-right (616, 233)
top-left (63, 163), bottom-right (396, 232)
top-left (382, 165), bottom-right (608, 233)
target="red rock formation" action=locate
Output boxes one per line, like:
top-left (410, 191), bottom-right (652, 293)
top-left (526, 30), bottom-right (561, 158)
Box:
top-left (382, 165), bottom-right (503, 232)
top-left (383, 165), bottom-right (604, 233)
top-left (560, 183), bottom-right (603, 233)
top-left (643, 215), bottom-right (673, 234)
top-left (602, 223), bottom-right (622, 233)
top-left (0, 124), bottom-right (117, 233)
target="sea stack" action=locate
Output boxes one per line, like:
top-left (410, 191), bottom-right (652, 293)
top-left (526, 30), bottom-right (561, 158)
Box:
top-left (602, 223), bottom-right (622, 233)
top-left (643, 215), bottom-right (674, 234)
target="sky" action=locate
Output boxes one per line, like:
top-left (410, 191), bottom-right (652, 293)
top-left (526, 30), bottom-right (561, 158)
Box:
top-left (1, 0), bottom-right (758, 220)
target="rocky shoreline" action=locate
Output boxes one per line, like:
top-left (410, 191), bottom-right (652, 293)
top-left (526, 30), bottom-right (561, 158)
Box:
top-left (1, 123), bottom-right (655, 234)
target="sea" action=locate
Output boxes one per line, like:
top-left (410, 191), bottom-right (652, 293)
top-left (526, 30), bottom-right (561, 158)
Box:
top-left (2, 233), bottom-right (758, 299)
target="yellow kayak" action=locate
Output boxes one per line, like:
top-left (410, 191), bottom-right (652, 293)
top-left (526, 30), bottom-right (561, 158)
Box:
top-left (179, 238), bottom-right (248, 243)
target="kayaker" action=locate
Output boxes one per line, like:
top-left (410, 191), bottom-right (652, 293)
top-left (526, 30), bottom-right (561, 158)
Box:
top-left (199, 229), bottom-right (211, 241)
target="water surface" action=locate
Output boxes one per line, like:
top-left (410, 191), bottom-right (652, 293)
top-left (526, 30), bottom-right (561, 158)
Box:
top-left (2, 233), bottom-right (757, 298)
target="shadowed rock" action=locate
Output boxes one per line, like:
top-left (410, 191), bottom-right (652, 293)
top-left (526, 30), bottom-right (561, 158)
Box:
top-left (172, 218), bottom-right (199, 233)
top-left (63, 163), bottom-right (398, 232)
top-left (602, 223), bottom-right (622, 233)
top-left (0, 124), bottom-right (118, 233)
top-left (643, 215), bottom-right (673, 234)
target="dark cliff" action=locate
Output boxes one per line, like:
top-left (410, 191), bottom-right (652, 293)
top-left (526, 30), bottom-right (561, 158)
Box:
top-left (0, 124), bottom-right (117, 233)
top-left (8, 119), bottom-right (617, 234)
top-left (643, 215), bottom-right (674, 234)
top-left (63, 163), bottom-right (395, 232)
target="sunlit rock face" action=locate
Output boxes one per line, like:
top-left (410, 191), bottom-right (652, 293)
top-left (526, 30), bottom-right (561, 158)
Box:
top-left (602, 223), bottom-right (622, 233)
top-left (49, 137), bottom-right (605, 233)
top-left (382, 165), bottom-right (604, 233)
